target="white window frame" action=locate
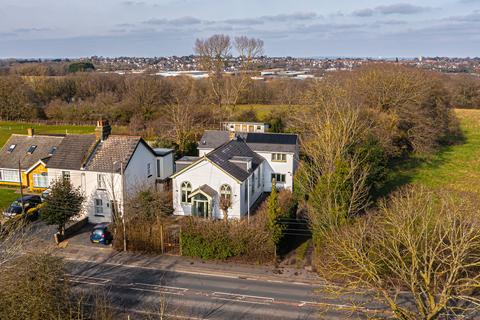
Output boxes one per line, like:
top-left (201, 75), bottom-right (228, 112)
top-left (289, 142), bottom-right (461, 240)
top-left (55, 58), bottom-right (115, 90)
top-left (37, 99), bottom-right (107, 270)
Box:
top-left (271, 153), bottom-right (287, 162)
top-left (62, 171), bottom-right (70, 181)
top-left (271, 173), bottom-right (286, 183)
top-left (181, 181), bottom-right (192, 204)
top-left (97, 174), bottom-right (106, 190)
top-left (0, 169), bottom-right (20, 182)
top-left (94, 199), bottom-right (104, 215)
top-left (220, 184), bottom-right (232, 203)
top-left (33, 172), bottom-right (48, 188)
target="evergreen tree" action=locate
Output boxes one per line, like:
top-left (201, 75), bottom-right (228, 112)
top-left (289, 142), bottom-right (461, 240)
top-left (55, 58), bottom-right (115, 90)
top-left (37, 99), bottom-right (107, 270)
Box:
top-left (267, 179), bottom-right (284, 258)
top-left (41, 178), bottom-right (84, 236)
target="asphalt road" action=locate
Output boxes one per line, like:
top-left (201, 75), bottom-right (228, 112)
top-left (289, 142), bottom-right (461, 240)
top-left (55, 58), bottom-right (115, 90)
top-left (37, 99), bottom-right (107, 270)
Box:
top-left (65, 259), bottom-right (387, 320)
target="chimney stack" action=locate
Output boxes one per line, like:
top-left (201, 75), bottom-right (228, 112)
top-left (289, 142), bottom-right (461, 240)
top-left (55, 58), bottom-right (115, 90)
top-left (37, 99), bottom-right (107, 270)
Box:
top-left (95, 119), bottom-right (111, 141)
top-left (27, 128), bottom-right (34, 137)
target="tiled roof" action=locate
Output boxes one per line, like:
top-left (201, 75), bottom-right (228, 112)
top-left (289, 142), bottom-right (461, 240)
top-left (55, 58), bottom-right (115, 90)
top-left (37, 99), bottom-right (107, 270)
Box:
top-left (47, 134), bottom-right (97, 170)
top-left (189, 184), bottom-right (217, 198)
top-left (0, 134), bottom-right (64, 170)
top-left (206, 138), bottom-right (263, 181)
top-left (85, 136), bottom-right (144, 173)
top-left (198, 130), bottom-right (298, 153)
top-left (175, 156), bottom-right (200, 172)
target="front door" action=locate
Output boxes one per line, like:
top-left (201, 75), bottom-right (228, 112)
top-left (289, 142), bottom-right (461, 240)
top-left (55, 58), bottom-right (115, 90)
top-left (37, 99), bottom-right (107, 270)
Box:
top-left (192, 194), bottom-right (210, 218)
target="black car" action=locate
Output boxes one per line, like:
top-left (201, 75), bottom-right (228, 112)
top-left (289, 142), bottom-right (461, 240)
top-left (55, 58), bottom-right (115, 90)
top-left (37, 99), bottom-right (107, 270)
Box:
top-left (3, 195), bottom-right (42, 219)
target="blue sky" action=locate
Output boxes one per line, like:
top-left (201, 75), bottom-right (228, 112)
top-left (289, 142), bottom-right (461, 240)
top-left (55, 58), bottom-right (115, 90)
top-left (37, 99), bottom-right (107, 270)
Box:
top-left (0, 0), bottom-right (479, 58)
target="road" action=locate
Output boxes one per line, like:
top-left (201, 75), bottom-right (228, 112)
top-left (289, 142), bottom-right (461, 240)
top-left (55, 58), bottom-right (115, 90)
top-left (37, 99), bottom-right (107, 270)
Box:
top-left (65, 259), bottom-right (387, 320)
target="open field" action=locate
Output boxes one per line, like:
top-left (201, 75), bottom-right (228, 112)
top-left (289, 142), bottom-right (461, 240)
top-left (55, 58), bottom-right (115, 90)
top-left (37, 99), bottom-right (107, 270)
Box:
top-left (0, 121), bottom-right (95, 147)
top-left (384, 109), bottom-right (480, 195)
top-left (0, 188), bottom-right (18, 209)
top-left (232, 104), bottom-right (295, 119)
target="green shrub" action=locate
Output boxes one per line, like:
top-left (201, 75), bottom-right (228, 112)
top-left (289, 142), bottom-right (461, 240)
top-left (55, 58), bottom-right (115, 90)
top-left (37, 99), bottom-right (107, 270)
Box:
top-left (180, 217), bottom-right (274, 263)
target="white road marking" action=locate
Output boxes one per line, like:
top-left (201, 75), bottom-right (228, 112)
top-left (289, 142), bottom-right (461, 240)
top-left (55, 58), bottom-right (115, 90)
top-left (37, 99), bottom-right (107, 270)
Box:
top-left (66, 274), bottom-right (111, 285)
top-left (63, 257), bottom-right (315, 286)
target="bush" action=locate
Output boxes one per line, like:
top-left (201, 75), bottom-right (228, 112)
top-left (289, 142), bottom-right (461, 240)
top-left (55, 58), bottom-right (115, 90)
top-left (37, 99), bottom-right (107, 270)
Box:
top-left (180, 216), bottom-right (274, 263)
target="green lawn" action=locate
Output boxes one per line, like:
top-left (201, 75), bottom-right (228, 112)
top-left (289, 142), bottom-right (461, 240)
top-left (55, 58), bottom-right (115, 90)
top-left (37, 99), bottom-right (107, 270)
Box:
top-left (0, 121), bottom-right (95, 147)
top-left (232, 104), bottom-right (298, 120)
top-left (0, 188), bottom-right (18, 210)
top-left (383, 109), bottom-right (480, 195)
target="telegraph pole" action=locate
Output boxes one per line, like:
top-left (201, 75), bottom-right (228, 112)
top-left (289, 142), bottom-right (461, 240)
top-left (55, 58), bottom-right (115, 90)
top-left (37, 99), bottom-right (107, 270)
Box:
top-left (18, 160), bottom-right (25, 215)
top-left (121, 162), bottom-right (127, 252)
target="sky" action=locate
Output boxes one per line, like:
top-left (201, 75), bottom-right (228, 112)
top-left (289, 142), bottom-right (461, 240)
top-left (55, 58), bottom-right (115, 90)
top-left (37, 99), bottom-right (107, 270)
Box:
top-left (0, 0), bottom-right (479, 58)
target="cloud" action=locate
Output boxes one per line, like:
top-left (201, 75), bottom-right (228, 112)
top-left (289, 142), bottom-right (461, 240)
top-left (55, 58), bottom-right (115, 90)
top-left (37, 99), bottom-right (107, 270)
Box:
top-left (376, 3), bottom-right (431, 15)
top-left (261, 12), bottom-right (318, 22)
top-left (222, 18), bottom-right (264, 25)
top-left (353, 3), bottom-right (431, 17)
top-left (353, 9), bottom-right (375, 17)
top-left (143, 16), bottom-right (202, 26)
top-left (121, 1), bottom-right (146, 6)
top-left (13, 27), bottom-right (50, 33)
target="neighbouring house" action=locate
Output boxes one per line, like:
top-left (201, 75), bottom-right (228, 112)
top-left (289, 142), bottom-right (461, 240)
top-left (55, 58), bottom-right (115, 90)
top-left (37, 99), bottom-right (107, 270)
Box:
top-left (221, 121), bottom-right (269, 133)
top-left (0, 128), bottom-right (63, 192)
top-left (47, 120), bottom-right (174, 224)
top-left (171, 126), bottom-right (299, 219)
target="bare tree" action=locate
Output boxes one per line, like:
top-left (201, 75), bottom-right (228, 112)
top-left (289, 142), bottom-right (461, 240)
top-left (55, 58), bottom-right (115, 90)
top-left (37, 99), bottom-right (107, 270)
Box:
top-left (295, 83), bottom-right (372, 244)
top-left (226, 36), bottom-right (264, 109)
top-left (318, 186), bottom-right (480, 320)
top-left (194, 34), bottom-right (231, 108)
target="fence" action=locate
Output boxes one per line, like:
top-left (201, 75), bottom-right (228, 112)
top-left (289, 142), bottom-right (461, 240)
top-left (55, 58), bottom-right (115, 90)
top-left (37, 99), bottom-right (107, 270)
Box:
top-left (115, 222), bottom-right (181, 255)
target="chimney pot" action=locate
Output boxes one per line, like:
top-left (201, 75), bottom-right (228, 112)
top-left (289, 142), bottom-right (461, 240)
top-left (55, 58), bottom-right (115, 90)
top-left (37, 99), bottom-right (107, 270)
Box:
top-left (229, 131), bottom-right (236, 140)
top-left (95, 119), bottom-right (111, 141)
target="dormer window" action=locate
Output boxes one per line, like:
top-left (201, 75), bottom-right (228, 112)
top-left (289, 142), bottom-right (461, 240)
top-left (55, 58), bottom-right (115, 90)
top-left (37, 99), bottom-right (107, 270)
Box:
top-left (7, 144), bottom-right (16, 153)
top-left (27, 145), bottom-right (37, 154)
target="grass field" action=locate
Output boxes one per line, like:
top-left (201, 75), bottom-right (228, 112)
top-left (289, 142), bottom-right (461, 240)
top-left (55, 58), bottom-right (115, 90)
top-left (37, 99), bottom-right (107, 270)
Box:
top-left (0, 121), bottom-right (95, 147)
top-left (384, 109), bottom-right (480, 195)
top-left (0, 188), bottom-right (18, 210)
top-left (232, 104), bottom-right (295, 119)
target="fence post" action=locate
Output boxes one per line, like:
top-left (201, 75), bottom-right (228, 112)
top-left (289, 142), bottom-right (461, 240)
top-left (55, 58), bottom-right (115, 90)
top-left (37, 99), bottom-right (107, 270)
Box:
top-left (179, 226), bottom-right (182, 256)
top-left (160, 224), bottom-right (164, 254)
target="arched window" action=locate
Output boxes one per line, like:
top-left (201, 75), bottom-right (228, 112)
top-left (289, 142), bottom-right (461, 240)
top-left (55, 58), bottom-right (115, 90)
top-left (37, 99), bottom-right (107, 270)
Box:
top-left (220, 184), bottom-right (232, 202)
top-left (181, 181), bottom-right (192, 204)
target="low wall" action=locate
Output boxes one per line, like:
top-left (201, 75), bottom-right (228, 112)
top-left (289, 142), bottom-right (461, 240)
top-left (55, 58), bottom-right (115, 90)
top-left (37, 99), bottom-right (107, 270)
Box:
top-left (54, 217), bottom-right (89, 243)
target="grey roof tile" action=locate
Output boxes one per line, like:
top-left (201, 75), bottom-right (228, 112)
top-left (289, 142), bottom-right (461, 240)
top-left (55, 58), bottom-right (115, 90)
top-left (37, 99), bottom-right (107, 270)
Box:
top-left (198, 130), bottom-right (298, 153)
top-left (47, 134), bottom-right (97, 170)
top-left (85, 136), bottom-right (144, 173)
top-left (0, 134), bottom-right (64, 170)
top-left (206, 138), bottom-right (263, 181)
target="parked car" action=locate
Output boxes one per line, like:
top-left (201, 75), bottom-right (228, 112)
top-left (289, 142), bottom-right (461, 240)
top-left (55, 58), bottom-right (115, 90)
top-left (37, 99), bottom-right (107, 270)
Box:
top-left (90, 223), bottom-right (113, 245)
top-left (3, 195), bottom-right (42, 220)
top-left (41, 189), bottom-right (51, 201)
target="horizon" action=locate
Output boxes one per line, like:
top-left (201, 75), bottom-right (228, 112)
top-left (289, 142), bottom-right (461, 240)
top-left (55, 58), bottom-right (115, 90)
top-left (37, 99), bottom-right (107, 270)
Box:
top-left (1, 0), bottom-right (479, 58)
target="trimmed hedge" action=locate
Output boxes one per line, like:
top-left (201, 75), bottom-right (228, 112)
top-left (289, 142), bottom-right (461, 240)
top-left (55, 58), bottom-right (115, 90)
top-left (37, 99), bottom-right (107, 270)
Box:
top-left (180, 217), bottom-right (274, 263)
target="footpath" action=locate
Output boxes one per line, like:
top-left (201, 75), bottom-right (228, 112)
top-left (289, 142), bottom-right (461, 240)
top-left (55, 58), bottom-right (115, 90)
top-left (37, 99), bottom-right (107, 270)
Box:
top-left (56, 242), bottom-right (324, 286)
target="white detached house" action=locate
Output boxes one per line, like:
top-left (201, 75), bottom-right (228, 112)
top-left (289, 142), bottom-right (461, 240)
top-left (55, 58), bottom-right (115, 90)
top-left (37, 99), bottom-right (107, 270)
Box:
top-left (171, 128), bottom-right (299, 219)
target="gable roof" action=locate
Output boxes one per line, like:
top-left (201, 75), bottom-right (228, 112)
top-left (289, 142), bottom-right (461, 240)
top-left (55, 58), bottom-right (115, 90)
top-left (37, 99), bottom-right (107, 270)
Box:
top-left (84, 136), bottom-right (154, 173)
top-left (0, 134), bottom-right (64, 170)
top-left (206, 138), bottom-right (264, 182)
top-left (198, 130), bottom-right (298, 153)
top-left (47, 134), bottom-right (97, 170)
